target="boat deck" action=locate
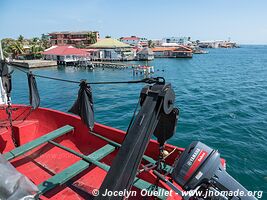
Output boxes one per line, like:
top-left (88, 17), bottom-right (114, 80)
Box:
top-left (0, 106), bottom-right (183, 199)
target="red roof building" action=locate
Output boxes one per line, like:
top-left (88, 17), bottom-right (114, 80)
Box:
top-left (120, 36), bottom-right (140, 47)
top-left (42, 45), bottom-right (90, 62)
top-left (42, 45), bottom-right (88, 56)
top-left (119, 36), bottom-right (148, 47)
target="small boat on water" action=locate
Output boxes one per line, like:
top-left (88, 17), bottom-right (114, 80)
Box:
top-left (0, 59), bottom-right (256, 200)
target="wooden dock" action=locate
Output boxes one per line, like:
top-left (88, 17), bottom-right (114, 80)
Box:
top-left (91, 61), bottom-right (139, 69)
top-left (9, 60), bottom-right (153, 72)
top-left (133, 66), bottom-right (154, 75)
top-left (91, 61), bottom-right (140, 67)
top-left (91, 61), bottom-right (154, 75)
top-left (10, 60), bottom-right (57, 69)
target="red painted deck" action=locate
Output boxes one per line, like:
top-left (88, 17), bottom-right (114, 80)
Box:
top-left (0, 105), bottom-right (185, 199)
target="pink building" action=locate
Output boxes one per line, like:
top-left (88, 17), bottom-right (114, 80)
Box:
top-left (48, 31), bottom-right (100, 47)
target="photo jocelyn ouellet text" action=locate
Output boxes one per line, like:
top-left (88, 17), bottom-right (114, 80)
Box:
top-left (92, 188), bottom-right (263, 199)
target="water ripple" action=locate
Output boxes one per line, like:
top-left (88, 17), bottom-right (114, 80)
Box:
top-left (11, 45), bottom-right (267, 192)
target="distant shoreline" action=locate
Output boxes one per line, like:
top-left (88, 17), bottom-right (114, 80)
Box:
top-left (238, 44), bottom-right (267, 45)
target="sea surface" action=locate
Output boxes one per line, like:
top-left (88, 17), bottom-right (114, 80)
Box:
top-left (12, 45), bottom-right (267, 196)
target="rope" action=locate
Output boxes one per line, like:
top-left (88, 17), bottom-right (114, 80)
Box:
top-left (4, 63), bottom-right (165, 146)
top-left (30, 73), bottom-right (80, 84)
top-left (11, 65), bottom-right (80, 83)
top-left (6, 94), bottom-right (18, 147)
top-left (125, 97), bottom-right (141, 135)
top-left (10, 64), bottom-right (165, 85)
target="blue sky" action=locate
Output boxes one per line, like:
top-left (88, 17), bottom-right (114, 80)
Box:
top-left (1, 0), bottom-right (267, 44)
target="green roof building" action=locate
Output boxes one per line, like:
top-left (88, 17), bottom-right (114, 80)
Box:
top-left (89, 38), bottom-right (131, 49)
top-left (89, 38), bottom-right (134, 61)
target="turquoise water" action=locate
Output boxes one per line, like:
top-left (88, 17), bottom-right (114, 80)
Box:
top-left (12, 45), bottom-right (267, 195)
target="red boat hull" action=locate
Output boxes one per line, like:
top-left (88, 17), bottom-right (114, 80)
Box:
top-left (0, 105), bottom-right (186, 199)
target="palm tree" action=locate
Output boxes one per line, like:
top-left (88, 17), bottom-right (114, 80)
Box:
top-left (87, 32), bottom-right (97, 44)
top-left (41, 34), bottom-right (50, 49)
top-left (30, 44), bottom-right (43, 59)
top-left (148, 40), bottom-right (155, 48)
top-left (18, 35), bottom-right (24, 43)
top-left (31, 37), bottom-right (39, 44)
top-left (10, 41), bottom-right (24, 58)
top-left (1, 38), bottom-right (15, 58)
top-left (3, 49), bottom-right (9, 58)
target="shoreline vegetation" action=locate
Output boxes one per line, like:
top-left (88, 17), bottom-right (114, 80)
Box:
top-left (1, 32), bottom-right (239, 63)
top-left (1, 34), bottom-right (49, 59)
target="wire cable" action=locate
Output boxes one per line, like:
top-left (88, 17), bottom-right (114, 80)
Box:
top-left (10, 64), bottom-right (165, 85)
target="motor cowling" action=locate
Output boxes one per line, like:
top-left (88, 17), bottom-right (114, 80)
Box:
top-left (172, 141), bottom-right (257, 200)
top-left (172, 141), bottom-right (219, 190)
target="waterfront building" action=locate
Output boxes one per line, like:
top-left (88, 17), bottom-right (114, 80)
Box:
top-left (197, 40), bottom-right (238, 48)
top-left (120, 36), bottom-right (148, 47)
top-left (172, 46), bottom-right (193, 58)
top-left (89, 38), bottom-right (134, 61)
top-left (198, 40), bottom-right (224, 48)
top-left (136, 47), bottom-right (154, 61)
top-left (219, 41), bottom-right (238, 48)
top-left (48, 31), bottom-right (100, 47)
top-left (151, 39), bottom-right (163, 47)
top-left (162, 37), bottom-right (191, 45)
top-left (161, 43), bottom-right (180, 47)
top-left (151, 46), bottom-right (192, 58)
top-left (139, 38), bottom-right (148, 47)
top-left (151, 47), bottom-right (176, 57)
top-left (120, 36), bottom-right (139, 46)
top-left (42, 45), bottom-right (90, 64)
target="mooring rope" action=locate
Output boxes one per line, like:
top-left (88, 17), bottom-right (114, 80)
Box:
top-left (4, 62), bottom-right (164, 147)
top-left (10, 64), bottom-right (165, 85)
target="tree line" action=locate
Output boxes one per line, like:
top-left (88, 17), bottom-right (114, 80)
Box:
top-left (1, 34), bottom-right (50, 59)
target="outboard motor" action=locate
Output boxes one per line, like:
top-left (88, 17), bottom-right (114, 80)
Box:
top-left (172, 141), bottom-right (257, 200)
